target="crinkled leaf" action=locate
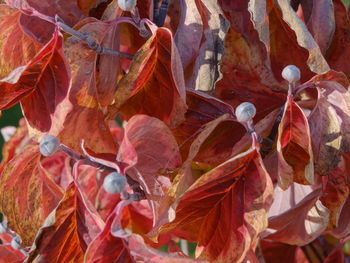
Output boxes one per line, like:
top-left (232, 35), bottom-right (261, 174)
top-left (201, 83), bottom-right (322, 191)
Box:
top-left (160, 141), bottom-right (273, 263)
top-left (273, 0), bottom-right (329, 74)
top-left (109, 27), bottom-right (187, 128)
top-left (320, 155), bottom-right (349, 229)
top-left (265, 184), bottom-right (329, 245)
top-left (27, 181), bottom-right (104, 262)
top-left (175, 0), bottom-right (229, 91)
top-left (308, 78), bottom-right (350, 175)
top-left (118, 115), bottom-right (181, 225)
top-left (306, 0), bottom-right (335, 54)
top-left (260, 240), bottom-right (308, 263)
top-left (266, 0), bottom-right (315, 82)
top-left (85, 211), bottom-right (135, 263)
top-left (0, 143), bottom-right (64, 246)
top-left (56, 20), bottom-right (119, 154)
top-left (329, 152), bottom-right (350, 238)
top-left (277, 95), bottom-right (314, 189)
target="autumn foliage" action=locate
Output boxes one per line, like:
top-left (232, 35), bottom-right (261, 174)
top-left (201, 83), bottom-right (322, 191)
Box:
top-left (1, 0), bottom-right (350, 262)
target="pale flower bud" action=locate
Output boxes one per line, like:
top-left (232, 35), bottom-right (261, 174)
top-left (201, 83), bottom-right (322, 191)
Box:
top-left (282, 65), bottom-right (301, 83)
top-left (118, 0), bottom-right (137, 11)
top-left (39, 135), bottom-right (60, 157)
top-left (103, 172), bottom-right (127, 194)
top-left (235, 102), bottom-right (256, 123)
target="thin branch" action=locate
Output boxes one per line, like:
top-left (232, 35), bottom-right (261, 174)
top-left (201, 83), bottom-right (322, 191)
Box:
top-left (55, 16), bottom-right (134, 60)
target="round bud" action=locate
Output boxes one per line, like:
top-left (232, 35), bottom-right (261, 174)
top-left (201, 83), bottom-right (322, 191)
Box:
top-left (282, 65), bottom-right (301, 83)
top-left (0, 222), bottom-right (6, 234)
top-left (39, 135), bottom-right (60, 157)
top-left (235, 102), bottom-right (256, 123)
top-left (11, 236), bottom-right (21, 250)
top-left (118, 0), bottom-right (137, 11)
top-left (103, 172), bottom-right (127, 194)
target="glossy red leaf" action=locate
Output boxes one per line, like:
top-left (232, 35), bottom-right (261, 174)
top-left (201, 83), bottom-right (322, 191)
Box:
top-left (160, 140), bottom-right (273, 262)
top-left (27, 181), bottom-right (104, 262)
top-left (109, 27), bottom-right (187, 128)
top-left (0, 143), bottom-right (64, 246)
top-left (172, 90), bottom-right (241, 160)
top-left (277, 95), bottom-right (314, 189)
top-left (0, 24), bottom-right (70, 136)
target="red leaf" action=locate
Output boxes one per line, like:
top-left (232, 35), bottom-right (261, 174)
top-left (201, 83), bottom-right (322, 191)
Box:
top-left (27, 181), bottom-right (104, 262)
top-left (118, 115), bottom-right (181, 225)
top-left (7, 0), bottom-right (85, 26)
top-left (326, 0), bottom-right (350, 80)
top-left (172, 90), bottom-right (242, 161)
top-left (85, 211), bottom-right (135, 263)
top-left (174, 0), bottom-right (229, 91)
top-left (160, 139), bottom-right (273, 262)
top-left (266, 0), bottom-right (317, 81)
top-left (265, 184), bottom-right (329, 245)
top-left (215, 1), bottom-right (286, 121)
top-left (324, 243), bottom-right (345, 263)
top-left (0, 24), bottom-right (70, 135)
top-left (308, 76), bottom-right (350, 175)
top-left (260, 240), bottom-right (308, 263)
top-left (0, 143), bottom-right (64, 246)
top-left (21, 28), bottom-right (70, 133)
top-left (0, 5), bottom-right (41, 80)
top-left (0, 245), bottom-right (25, 263)
top-left (320, 156), bottom-right (349, 229)
top-left (109, 27), bottom-right (187, 128)
top-left (56, 20), bottom-right (120, 154)
top-left (277, 95), bottom-right (314, 189)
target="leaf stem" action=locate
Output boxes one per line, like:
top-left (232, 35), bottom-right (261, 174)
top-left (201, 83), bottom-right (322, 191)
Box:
top-left (55, 16), bottom-right (134, 60)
